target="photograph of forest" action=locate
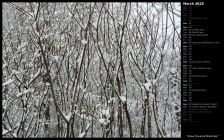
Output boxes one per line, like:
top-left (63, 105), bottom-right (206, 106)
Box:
top-left (2, 2), bottom-right (181, 138)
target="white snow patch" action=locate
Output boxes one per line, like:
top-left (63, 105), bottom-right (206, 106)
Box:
top-left (86, 116), bottom-right (92, 121)
top-left (142, 83), bottom-right (151, 91)
top-left (93, 21), bottom-right (98, 28)
top-left (102, 108), bottom-right (110, 118)
top-left (98, 118), bottom-right (105, 124)
top-left (98, 41), bottom-right (103, 46)
top-left (83, 88), bottom-right (87, 93)
top-left (119, 96), bottom-right (126, 103)
top-left (103, 120), bottom-right (109, 126)
top-left (12, 132), bottom-right (17, 137)
top-left (28, 63), bottom-right (33, 68)
top-left (24, 88), bottom-right (35, 94)
top-left (170, 68), bottom-right (176, 73)
top-left (52, 55), bottom-right (60, 63)
top-left (33, 112), bottom-right (38, 116)
top-left (81, 109), bottom-right (87, 113)
top-left (46, 82), bottom-right (50, 86)
top-left (2, 63), bottom-right (7, 68)
top-left (76, 57), bottom-right (82, 64)
top-left (78, 132), bottom-right (86, 138)
top-left (3, 100), bottom-right (7, 109)
top-left (2, 79), bottom-right (14, 86)
top-left (17, 92), bottom-right (23, 97)
top-left (65, 112), bottom-right (72, 121)
top-left (2, 129), bottom-right (9, 135)
top-left (144, 96), bottom-right (147, 100)
top-left (80, 114), bottom-right (86, 119)
top-left (81, 39), bottom-right (88, 45)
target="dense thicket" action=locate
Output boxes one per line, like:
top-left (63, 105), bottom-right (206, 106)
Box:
top-left (2, 2), bottom-right (180, 138)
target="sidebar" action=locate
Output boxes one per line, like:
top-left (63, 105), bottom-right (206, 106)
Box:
top-left (182, 1), bottom-right (223, 139)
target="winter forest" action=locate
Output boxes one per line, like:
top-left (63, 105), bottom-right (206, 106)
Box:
top-left (2, 2), bottom-right (181, 138)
